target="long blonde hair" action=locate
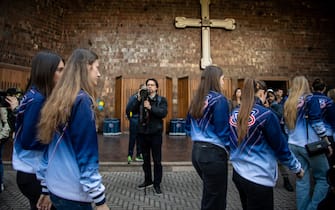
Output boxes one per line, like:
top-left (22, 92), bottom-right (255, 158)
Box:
top-left (38, 49), bottom-right (98, 144)
top-left (284, 76), bottom-right (311, 130)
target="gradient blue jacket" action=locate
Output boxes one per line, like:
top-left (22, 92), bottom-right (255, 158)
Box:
top-left (12, 86), bottom-right (47, 174)
top-left (312, 92), bottom-right (335, 136)
top-left (36, 90), bottom-right (106, 206)
top-left (229, 99), bottom-right (301, 187)
top-left (185, 91), bottom-right (230, 151)
top-left (287, 94), bottom-right (327, 147)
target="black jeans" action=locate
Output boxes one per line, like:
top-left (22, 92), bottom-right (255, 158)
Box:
top-left (232, 169), bottom-right (273, 210)
top-left (192, 141), bottom-right (228, 210)
top-left (139, 133), bottom-right (162, 187)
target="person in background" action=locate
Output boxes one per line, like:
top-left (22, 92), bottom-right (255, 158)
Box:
top-left (229, 78), bottom-right (303, 210)
top-left (266, 89), bottom-right (294, 192)
top-left (328, 88), bottom-right (335, 141)
top-left (312, 79), bottom-right (335, 166)
top-left (37, 48), bottom-right (109, 210)
top-left (128, 78), bottom-right (168, 195)
top-left (12, 51), bottom-right (64, 210)
top-left (284, 76), bottom-right (331, 210)
top-left (327, 88), bottom-right (335, 103)
top-left (0, 100), bottom-right (11, 193)
top-left (125, 84), bottom-right (145, 164)
top-left (230, 88), bottom-right (242, 111)
top-left (275, 88), bottom-right (286, 105)
top-left (185, 65), bottom-right (230, 210)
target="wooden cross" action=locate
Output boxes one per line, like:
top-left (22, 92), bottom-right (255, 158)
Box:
top-left (175, 0), bottom-right (236, 69)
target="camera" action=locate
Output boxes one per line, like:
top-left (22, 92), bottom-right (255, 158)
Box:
top-left (139, 87), bottom-right (149, 100)
top-left (0, 88), bottom-right (23, 107)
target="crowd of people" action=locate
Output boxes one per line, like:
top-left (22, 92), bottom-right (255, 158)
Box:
top-left (1, 51), bottom-right (335, 210)
top-left (186, 66), bottom-right (335, 210)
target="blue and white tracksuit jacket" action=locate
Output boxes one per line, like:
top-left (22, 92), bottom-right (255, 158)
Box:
top-left (12, 86), bottom-right (47, 174)
top-left (185, 91), bottom-right (230, 151)
top-left (229, 99), bottom-right (301, 187)
top-left (36, 90), bottom-right (106, 206)
top-left (286, 95), bottom-right (326, 147)
top-left (312, 92), bottom-right (335, 137)
top-left (287, 94), bottom-right (327, 147)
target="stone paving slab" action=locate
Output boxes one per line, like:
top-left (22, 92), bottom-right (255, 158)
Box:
top-left (0, 165), bottom-right (296, 210)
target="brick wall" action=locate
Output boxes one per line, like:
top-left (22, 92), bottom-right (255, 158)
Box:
top-left (1, 0), bottom-right (335, 119)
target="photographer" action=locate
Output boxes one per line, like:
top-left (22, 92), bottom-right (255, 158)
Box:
top-left (128, 78), bottom-right (168, 195)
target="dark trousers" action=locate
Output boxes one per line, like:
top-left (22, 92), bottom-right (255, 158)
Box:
top-left (16, 171), bottom-right (42, 210)
top-left (232, 169), bottom-right (274, 210)
top-left (139, 133), bottom-right (162, 187)
top-left (128, 117), bottom-right (141, 157)
top-left (192, 141), bottom-right (228, 210)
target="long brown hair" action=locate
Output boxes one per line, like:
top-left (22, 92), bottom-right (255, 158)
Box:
top-left (189, 65), bottom-right (223, 119)
top-left (38, 49), bottom-right (98, 144)
top-left (237, 78), bottom-right (266, 143)
top-left (284, 76), bottom-right (311, 130)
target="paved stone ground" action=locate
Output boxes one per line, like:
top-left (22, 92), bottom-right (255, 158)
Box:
top-left (0, 164), bottom-right (297, 210)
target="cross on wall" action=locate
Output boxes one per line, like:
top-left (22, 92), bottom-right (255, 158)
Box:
top-left (175, 0), bottom-right (236, 69)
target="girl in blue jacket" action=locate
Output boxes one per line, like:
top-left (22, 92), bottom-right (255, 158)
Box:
top-left (12, 51), bottom-right (64, 210)
top-left (37, 49), bottom-right (109, 210)
top-left (284, 76), bottom-right (332, 210)
top-left (229, 78), bottom-right (303, 210)
top-left (185, 65), bottom-right (230, 210)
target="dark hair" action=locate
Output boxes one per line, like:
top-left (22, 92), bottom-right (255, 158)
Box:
top-left (237, 78), bottom-right (266, 143)
top-left (267, 90), bottom-right (277, 100)
top-left (312, 78), bottom-right (326, 92)
top-left (146, 78), bottom-right (159, 88)
top-left (29, 51), bottom-right (62, 97)
top-left (189, 65), bottom-right (223, 119)
top-left (232, 88), bottom-right (241, 101)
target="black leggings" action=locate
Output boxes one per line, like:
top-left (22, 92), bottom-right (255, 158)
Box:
top-left (16, 171), bottom-right (42, 210)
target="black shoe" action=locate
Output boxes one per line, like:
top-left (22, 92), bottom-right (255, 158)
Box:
top-left (283, 177), bottom-right (294, 192)
top-left (137, 181), bottom-right (153, 190)
top-left (154, 185), bottom-right (162, 195)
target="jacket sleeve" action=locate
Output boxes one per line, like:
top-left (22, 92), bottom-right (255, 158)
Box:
top-left (212, 97), bottom-right (230, 143)
top-left (150, 96), bottom-right (168, 118)
top-left (127, 95), bottom-right (141, 115)
top-left (125, 95), bottom-right (137, 117)
top-left (36, 147), bottom-right (49, 194)
top-left (307, 97), bottom-right (327, 137)
top-left (69, 95), bottom-right (106, 206)
top-left (263, 111), bottom-right (301, 173)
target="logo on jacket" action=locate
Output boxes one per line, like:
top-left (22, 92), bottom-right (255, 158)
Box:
top-left (229, 110), bottom-right (256, 127)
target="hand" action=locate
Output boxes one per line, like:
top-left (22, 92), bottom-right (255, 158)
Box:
top-left (96, 203), bottom-right (110, 210)
top-left (5, 96), bottom-right (19, 111)
top-left (296, 169), bottom-right (304, 179)
top-left (143, 100), bottom-right (151, 110)
top-left (327, 146), bottom-right (333, 157)
top-left (36, 194), bottom-right (52, 210)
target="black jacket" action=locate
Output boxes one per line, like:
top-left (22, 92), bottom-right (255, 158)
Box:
top-left (128, 94), bottom-right (168, 134)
